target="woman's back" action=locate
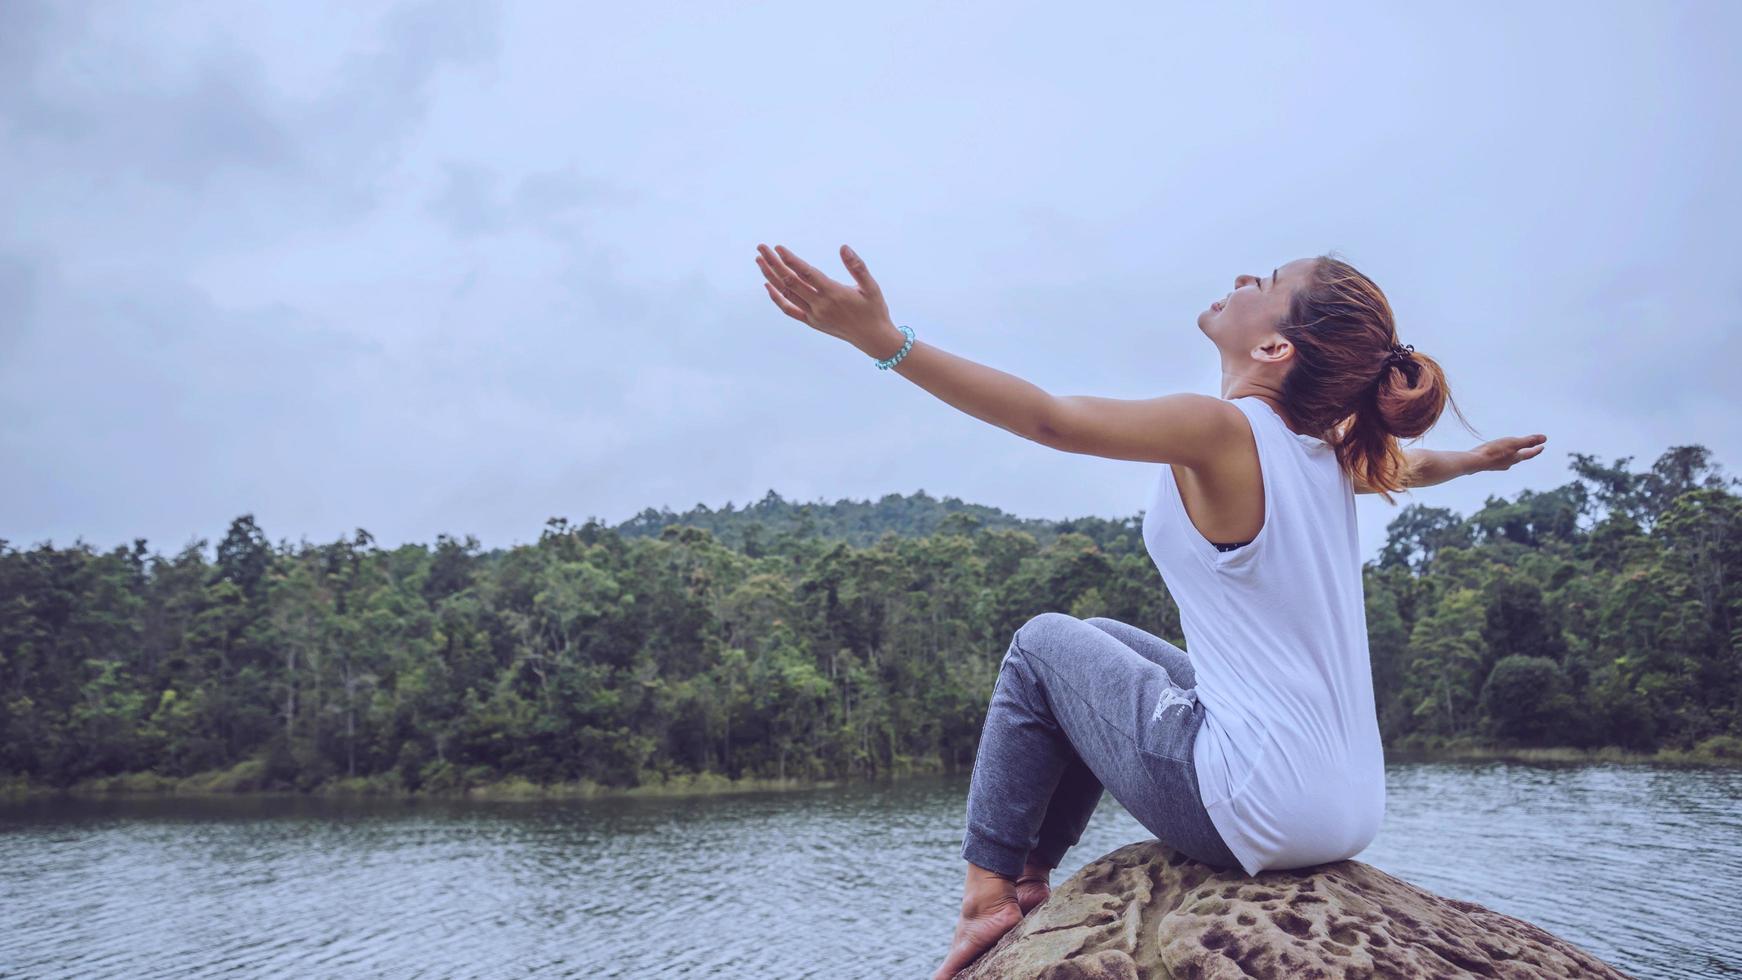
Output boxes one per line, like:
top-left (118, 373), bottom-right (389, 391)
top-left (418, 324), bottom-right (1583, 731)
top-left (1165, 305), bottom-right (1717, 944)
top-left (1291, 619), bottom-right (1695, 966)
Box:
top-left (1141, 394), bottom-right (1385, 876)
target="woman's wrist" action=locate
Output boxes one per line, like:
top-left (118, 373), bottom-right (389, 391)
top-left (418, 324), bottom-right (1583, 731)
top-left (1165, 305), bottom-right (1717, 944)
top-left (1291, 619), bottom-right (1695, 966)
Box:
top-left (1447, 449), bottom-right (1486, 481)
top-left (854, 320), bottom-right (909, 362)
top-left (1412, 448), bottom-right (1477, 488)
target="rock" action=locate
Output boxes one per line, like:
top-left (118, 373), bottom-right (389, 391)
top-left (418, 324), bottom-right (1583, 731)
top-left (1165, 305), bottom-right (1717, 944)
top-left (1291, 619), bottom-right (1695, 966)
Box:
top-left (956, 840), bottom-right (1633, 979)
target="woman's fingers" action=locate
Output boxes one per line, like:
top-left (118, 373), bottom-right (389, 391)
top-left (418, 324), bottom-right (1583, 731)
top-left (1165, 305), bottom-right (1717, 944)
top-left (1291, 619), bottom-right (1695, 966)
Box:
top-left (1481, 435), bottom-right (1548, 471)
top-left (757, 250), bottom-right (814, 314)
top-left (773, 244), bottom-right (839, 293)
top-left (757, 243), bottom-right (818, 299)
top-left (757, 244), bottom-right (817, 297)
top-left (753, 250), bottom-right (791, 293)
top-left (1511, 435), bottom-right (1547, 464)
top-left (763, 280), bottom-right (811, 321)
top-left (755, 248), bottom-right (817, 324)
top-left (840, 244), bottom-right (882, 299)
top-left (1477, 434), bottom-right (1547, 469)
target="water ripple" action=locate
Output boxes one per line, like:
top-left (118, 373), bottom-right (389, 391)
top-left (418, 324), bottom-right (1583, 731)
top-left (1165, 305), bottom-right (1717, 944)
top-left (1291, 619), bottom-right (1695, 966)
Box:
top-left (1, 763), bottom-right (1737, 979)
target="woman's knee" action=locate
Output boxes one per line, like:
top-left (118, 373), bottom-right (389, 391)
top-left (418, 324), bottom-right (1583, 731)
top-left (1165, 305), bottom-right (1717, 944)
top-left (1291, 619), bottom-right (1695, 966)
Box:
top-left (1015, 611), bottom-right (1083, 654)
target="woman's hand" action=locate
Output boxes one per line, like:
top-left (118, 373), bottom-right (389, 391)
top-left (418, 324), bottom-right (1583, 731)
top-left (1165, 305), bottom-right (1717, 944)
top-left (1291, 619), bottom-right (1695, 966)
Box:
top-left (754, 243), bottom-right (1058, 440)
top-left (1469, 433), bottom-right (1549, 473)
top-left (756, 243), bottom-right (899, 355)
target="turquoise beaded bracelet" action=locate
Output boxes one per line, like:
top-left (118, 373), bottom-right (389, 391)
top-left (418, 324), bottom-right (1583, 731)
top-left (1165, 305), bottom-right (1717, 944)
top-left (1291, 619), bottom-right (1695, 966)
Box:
top-left (875, 324), bottom-right (915, 370)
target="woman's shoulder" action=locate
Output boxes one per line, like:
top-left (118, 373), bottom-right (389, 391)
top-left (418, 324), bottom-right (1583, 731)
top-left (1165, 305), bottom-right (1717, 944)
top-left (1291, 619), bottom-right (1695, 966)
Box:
top-left (1233, 396), bottom-right (1337, 455)
top-left (1171, 396), bottom-right (1324, 489)
top-left (1163, 398), bottom-right (1261, 480)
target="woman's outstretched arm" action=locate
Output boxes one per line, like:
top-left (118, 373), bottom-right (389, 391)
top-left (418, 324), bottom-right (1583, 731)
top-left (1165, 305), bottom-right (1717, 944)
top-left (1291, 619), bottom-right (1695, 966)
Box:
top-left (757, 242), bottom-right (1051, 441)
top-left (1354, 436), bottom-right (1548, 493)
top-left (755, 242), bottom-right (1230, 466)
top-left (1353, 449), bottom-right (1455, 493)
top-left (865, 328), bottom-right (1056, 443)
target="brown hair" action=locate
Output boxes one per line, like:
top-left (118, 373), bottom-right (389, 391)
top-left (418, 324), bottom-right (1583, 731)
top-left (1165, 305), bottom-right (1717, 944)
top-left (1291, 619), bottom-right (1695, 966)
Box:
top-left (1274, 253), bottom-right (1473, 504)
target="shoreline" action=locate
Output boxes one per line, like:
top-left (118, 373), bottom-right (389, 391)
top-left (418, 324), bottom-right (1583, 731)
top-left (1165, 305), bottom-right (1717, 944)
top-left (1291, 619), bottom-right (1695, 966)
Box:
top-left (1381, 740), bottom-right (1740, 768)
top-left (0, 766), bottom-right (959, 804)
top-left (3, 740), bottom-right (1737, 803)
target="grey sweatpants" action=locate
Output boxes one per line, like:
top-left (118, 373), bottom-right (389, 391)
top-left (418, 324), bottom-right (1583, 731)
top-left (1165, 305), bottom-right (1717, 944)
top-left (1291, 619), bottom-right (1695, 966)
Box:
top-left (959, 612), bottom-right (1243, 878)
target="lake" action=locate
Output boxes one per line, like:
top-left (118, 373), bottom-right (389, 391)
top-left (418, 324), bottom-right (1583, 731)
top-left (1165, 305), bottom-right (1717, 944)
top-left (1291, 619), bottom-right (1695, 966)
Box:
top-left (2, 761), bottom-right (1737, 979)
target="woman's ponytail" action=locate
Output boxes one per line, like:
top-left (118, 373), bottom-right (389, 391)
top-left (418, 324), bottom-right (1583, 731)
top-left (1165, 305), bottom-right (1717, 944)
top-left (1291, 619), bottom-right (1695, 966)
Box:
top-left (1274, 255), bottom-right (1472, 504)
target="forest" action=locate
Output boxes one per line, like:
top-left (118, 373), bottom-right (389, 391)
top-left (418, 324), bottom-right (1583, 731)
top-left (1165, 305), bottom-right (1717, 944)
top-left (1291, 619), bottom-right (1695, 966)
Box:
top-left (1, 445), bottom-right (1737, 795)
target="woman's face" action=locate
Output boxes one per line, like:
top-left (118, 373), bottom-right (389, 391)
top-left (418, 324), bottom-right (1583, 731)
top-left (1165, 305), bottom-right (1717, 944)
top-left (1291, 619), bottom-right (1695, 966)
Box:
top-left (1197, 256), bottom-right (1318, 362)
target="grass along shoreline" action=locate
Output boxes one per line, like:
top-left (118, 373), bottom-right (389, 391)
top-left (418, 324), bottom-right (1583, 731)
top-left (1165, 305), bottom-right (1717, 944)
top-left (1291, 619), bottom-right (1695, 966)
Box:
top-left (1381, 736), bottom-right (1741, 768)
top-left (4, 735), bottom-right (1738, 803)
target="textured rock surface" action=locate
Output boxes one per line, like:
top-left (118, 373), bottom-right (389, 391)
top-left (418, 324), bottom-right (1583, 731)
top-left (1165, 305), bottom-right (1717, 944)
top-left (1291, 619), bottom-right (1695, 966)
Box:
top-left (956, 840), bottom-right (1634, 979)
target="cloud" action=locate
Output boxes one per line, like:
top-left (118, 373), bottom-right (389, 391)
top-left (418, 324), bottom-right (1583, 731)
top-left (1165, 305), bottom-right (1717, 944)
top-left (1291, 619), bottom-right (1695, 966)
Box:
top-left (0, 251), bottom-right (39, 359)
top-left (0, 0), bottom-right (502, 258)
top-left (426, 162), bottom-right (637, 239)
top-left (0, 0), bottom-right (1735, 563)
top-left (0, 252), bottom-right (398, 550)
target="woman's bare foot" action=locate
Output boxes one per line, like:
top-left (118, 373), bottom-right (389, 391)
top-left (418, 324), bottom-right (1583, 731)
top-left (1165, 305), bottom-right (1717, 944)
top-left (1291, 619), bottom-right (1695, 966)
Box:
top-left (931, 863), bottom-right (1025, 980)
top-left (1014, 857), bottom-right (1053, 915)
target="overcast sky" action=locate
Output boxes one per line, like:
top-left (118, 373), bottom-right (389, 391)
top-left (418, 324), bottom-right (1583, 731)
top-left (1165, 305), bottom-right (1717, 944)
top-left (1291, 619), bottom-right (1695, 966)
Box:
top-left (3, 0), bottom-right (1737, 565)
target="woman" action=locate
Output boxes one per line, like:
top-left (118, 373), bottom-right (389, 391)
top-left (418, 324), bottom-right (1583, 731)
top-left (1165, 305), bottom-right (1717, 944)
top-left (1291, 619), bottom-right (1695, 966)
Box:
top-left (753, 243), bottom-right (1547, 979)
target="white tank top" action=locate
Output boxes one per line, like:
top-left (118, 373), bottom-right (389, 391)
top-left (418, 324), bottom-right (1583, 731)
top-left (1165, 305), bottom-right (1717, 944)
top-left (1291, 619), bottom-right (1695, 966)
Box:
top-left (1140, 395), bottom-right (1385, 876)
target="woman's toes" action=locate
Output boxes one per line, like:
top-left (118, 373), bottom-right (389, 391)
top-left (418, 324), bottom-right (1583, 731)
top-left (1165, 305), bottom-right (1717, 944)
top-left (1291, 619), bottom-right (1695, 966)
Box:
top-left (931, 899), bottom-right (1024, 979)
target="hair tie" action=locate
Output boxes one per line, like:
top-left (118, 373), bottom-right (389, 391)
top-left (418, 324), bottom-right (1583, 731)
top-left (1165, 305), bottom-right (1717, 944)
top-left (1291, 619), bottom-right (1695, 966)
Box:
top-left (1387, 342), bottom-right (1415, 364)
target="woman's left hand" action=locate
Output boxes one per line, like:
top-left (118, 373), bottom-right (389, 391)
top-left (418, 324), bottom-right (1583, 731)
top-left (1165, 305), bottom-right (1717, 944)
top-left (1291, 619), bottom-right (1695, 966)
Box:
top-left (1469, 433), bottom-right (1548, 473)
top-left (756, 243), bottom-right (896, 353)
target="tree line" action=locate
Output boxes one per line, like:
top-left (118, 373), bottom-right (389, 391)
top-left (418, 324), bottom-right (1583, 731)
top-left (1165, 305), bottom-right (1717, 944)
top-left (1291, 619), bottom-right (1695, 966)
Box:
top-left (1, 444), bottom-right (1736, 794)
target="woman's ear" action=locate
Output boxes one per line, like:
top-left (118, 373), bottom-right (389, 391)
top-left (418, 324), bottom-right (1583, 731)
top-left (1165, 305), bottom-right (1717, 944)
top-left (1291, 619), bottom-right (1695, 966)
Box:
top-left (1252, 335), bottom-right (1293, 365)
